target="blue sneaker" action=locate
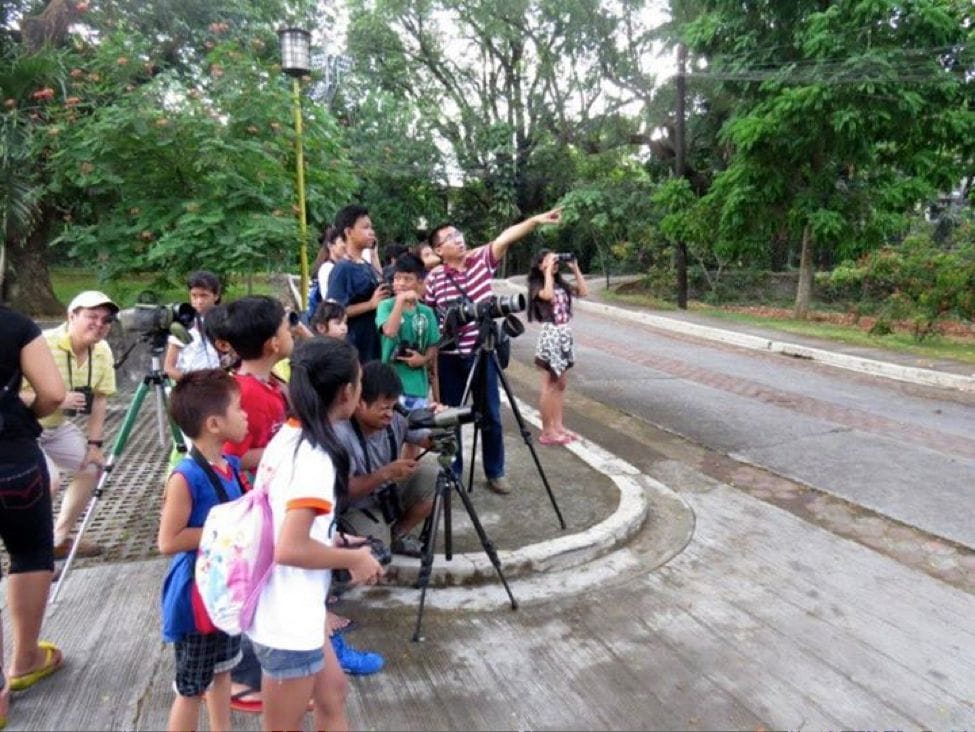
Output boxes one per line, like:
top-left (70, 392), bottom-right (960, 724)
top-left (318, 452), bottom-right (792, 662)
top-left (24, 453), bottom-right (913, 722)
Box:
top-left (330, 633), bottom-right (385, 675)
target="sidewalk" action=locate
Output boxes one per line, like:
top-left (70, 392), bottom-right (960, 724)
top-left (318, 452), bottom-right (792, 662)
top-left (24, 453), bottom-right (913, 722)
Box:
top-left (3, 289), bottom-right (972, 730)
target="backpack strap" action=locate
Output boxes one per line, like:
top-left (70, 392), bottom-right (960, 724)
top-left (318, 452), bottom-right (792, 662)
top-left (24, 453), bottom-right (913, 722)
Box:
top-left (189, 447), bottom-right (242, 504)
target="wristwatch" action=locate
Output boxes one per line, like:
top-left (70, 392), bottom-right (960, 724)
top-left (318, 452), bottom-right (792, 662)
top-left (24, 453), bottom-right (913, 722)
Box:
top-left (87, 439), bottom-right (104, 447)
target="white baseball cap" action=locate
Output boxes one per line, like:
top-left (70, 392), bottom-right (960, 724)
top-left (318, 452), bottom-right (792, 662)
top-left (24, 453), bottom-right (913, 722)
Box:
top-left (67, 290), bottom-right (120, 315)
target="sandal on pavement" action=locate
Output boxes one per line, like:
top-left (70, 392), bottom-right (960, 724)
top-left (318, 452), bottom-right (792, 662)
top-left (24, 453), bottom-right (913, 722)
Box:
top-left (229, 687), bottom-right (313, 714)
top-left (9, 641), bottom-right (64, 692)
top-left (0, 676), bottom-right (9, 730)
top-left (230, 687), bottom-right (262, 714)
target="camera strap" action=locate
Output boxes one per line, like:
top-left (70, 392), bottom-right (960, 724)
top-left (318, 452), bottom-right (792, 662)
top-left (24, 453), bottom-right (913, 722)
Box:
top-left (189, 446), bottom-right (243, 505)
top-left (442, 268), bottom-right (472, 303)
top-left (350, 420), bottom-right (398, 473)
top-left (64, 346), bottom-right (93, 390)
top-left (351, 419), bottom-right (399, 524)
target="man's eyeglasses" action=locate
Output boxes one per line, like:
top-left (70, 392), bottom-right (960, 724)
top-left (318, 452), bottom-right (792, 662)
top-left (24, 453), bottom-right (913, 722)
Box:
top-left (439, 230), bottom-right (464, 245)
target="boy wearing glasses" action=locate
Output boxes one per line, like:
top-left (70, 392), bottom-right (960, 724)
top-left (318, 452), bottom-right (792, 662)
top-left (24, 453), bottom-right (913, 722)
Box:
top-left (26, 291), bottom-right (119, 559)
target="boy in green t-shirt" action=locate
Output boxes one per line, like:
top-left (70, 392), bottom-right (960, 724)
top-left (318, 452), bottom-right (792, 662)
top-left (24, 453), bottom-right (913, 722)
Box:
top-left (376, 253), bottom-right (439, 408)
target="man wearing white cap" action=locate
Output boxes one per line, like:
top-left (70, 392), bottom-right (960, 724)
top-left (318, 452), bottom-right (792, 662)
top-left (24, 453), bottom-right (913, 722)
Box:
top-left (27, 291), bottom-right (119, 558)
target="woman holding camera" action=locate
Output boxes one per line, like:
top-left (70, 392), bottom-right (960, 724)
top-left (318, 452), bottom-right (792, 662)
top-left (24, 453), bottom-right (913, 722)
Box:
top-left (527, 250), bottom-right (588, 445)
top-left (0, 305), bottom-right (67, 721)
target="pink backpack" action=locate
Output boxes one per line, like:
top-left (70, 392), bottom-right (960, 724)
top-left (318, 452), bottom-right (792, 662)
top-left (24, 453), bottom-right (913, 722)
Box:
top-left (195, 482), bottom-right (275, 635)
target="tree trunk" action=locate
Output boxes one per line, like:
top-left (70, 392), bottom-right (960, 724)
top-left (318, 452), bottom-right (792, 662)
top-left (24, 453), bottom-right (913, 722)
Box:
top-left (793, 223), bottom-right (814, 320)
top-left (3, 205), bottom-right (63, 315)
top-left (4, 236), bottom-right (63, 315)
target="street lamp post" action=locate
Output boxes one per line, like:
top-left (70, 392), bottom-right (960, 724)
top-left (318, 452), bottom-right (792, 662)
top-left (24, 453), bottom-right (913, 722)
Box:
top-left (278, 27), bottom-right (312, 308)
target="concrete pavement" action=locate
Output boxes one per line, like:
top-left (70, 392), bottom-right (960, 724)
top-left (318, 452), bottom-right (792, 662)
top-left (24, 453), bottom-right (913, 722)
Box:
top-left (3, 292), bottom-right (973, 730)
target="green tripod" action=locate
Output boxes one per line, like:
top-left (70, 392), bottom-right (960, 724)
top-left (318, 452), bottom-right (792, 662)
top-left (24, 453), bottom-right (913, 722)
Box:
top-left (49, 334), bottom-right (186, 609)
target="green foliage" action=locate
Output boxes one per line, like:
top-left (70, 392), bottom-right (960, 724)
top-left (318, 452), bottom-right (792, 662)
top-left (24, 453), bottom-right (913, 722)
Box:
top-left (557, 154), bottom-right (656, 281)
top-left (36, 32), bottom-right (355, 284)
top-left (827, 222), bottom-right (975, 339)
top-left (677, 0), bottom-right (974, 284)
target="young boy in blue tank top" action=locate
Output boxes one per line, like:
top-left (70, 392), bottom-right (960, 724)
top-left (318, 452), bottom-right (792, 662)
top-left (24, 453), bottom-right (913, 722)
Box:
top-left (158, 368), bottom-right (250, 732)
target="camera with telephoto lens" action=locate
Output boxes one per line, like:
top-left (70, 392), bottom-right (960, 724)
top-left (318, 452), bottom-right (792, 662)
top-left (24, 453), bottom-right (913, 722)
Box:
top-left (555, 252), bottom-right (575, 262)
top-left (117, 292), bottom-right (196, 345)
top-left (438, 294), bottom-right (526, 351)
top-left (333, 535), bottom-right (392, 584)
top-left (63, 385), bottom-right (94, 417)
top-left (448, 293), bottom-right (525, 325)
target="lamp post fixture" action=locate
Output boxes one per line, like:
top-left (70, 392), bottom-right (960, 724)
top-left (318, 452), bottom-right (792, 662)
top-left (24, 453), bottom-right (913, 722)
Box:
top-left (278, 27), bottom-right (312, 308)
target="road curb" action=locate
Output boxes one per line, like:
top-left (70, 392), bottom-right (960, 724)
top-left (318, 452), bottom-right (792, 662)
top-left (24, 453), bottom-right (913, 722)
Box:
top-left (384, 394), bottom-right (654, 587)
top-left (499, 279), bottom-right (975, 392)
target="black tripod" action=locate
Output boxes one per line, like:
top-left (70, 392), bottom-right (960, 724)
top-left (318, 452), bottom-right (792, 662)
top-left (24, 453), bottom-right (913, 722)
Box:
top-left (412, 430), bottom-right (516, 641)
top-left (49, 331), bottom-right (186, 609)
top-left (460, 317), bottom-right (566, 529)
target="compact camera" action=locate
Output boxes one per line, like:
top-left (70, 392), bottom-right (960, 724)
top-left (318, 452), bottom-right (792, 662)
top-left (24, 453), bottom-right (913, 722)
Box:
top-left (63, 385), bottom-right (95, 417)
top-left (333, 535), bottom-right (393, 584)
top-left (392, 341), bottom-right (419, 360)
top-left (555, 252), bottom-right (575, 262)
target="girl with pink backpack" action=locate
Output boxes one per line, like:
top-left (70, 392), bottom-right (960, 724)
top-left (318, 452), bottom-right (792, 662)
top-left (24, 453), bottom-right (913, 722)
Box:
top-left (245, 337), bottom-right (384, 730)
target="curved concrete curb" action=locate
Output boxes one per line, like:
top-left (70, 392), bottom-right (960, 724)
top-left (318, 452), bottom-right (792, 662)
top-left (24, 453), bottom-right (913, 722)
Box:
top-left (357, 398), bottom-right (695, 611)
top-left (499, 279), bottom-right (975, 392)
top-left (383, 395), bottom-right (651, 587)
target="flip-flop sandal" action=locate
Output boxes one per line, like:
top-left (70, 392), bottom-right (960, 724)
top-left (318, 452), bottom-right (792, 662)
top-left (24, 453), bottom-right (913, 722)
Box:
top-left (229, 688), bottom-right (262, 714)
top-left (9, 641), bottom-right (64, 691)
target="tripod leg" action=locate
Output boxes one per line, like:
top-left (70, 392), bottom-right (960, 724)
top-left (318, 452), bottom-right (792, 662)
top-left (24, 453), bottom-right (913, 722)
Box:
top-left (49, 380), bottom-right (150, 609)
top-left (443, 482), bottom-right (452, 560)
top-left (492, 352), bottom-right (567, 529)
top-left (154, 378), bottom-right (186, 455)
top-left (412, 471), bottom-right (449, 642)
top-left (449, 473), bottom-right (518, 610)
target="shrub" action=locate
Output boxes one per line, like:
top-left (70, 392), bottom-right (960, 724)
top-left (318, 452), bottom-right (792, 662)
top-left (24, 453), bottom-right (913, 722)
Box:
top-left (828, 222), bottom-right (975, 340)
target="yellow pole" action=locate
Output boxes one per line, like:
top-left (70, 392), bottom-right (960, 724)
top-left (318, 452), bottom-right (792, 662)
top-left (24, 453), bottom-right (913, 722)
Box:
top-left (292, 77), bottom-right (310, 307)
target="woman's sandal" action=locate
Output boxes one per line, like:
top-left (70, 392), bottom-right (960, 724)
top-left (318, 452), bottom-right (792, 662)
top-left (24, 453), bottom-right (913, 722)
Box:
top-left (8, 641), bottom-right (64, 692)
top-left (0, 677), bottom-right (9, 730)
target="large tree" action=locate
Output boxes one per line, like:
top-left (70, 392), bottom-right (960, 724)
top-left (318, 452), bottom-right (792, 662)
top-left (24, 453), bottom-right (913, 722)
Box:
top-left (2, 0), bottom-right (355, 313)
top-left (345, 0), bottom-right (663, 230)
top-left (674, 0), bottom-right (974, 317)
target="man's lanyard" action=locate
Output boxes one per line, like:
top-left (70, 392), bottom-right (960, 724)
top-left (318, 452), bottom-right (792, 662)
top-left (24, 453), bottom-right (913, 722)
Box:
top-left (350, 419), bottom-right (398, 473)
top-left (65, 346), bottom-right (93, 390)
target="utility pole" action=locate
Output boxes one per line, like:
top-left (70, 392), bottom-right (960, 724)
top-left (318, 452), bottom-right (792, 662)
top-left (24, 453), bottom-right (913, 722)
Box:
top-left (675, 42), bottom-right (689, 310)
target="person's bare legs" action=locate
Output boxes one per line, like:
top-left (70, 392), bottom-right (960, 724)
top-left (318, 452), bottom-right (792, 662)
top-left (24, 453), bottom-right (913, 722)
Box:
top-left (6, 570), bottom-right (56, 677)
top-left (54, 471), bottom-right (97, 547)
top-left (552, 373), bottom-right (571, 437)
top-left (167, 693), bottom-right (201, 732)
top-left (312, 636), bottom-right (349, 732)
top-left (538, 370), bottom-right (559, 439)
top-left (204, 670), bottom-right (232, 732)
top-left (0, 620), bottom-right (8, 722)
top-left (262, 673), bottom-right (314, 732)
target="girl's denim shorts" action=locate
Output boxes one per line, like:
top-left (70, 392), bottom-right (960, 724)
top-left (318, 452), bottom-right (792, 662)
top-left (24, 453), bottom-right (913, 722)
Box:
top-left (250, 640), bottom-right (325, 680)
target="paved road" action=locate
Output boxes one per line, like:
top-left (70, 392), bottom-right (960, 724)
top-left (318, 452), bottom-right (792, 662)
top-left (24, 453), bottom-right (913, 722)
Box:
top-left (510, 303), bottom-right (975, 549)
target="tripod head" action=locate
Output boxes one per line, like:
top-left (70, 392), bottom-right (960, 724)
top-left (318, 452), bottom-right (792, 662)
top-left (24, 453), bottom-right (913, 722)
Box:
top-left (428, 429), bottom-right (459, 468)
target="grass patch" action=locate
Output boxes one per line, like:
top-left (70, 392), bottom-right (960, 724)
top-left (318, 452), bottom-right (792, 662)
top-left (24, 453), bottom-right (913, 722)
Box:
top-left (693, 307), bottom-right (975, 365)
top-left (602, 286), bottom-right (975, 366)
top-left (50, 268), bottom-right (278, 307)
